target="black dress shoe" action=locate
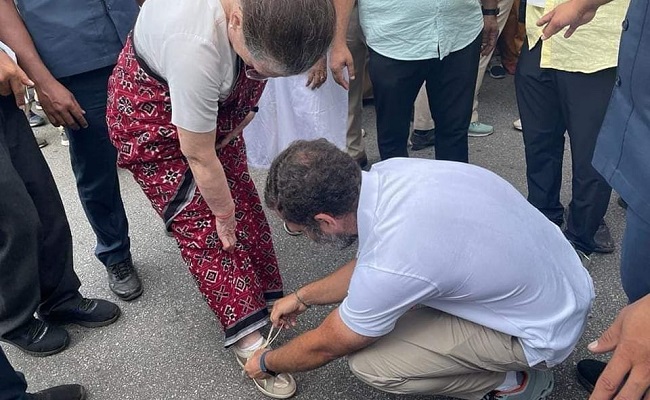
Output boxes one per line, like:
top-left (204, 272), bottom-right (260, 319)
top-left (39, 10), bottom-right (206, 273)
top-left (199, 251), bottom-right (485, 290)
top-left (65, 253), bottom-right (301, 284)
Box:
top-left (40, 298), bottom-right (121, 328)
top-left (576, 359), bottom-right (607, 393)
top-left (27, 384), bottom-right (86, 400)
top-left (1, 318), bottom-right (69, 357)
top-left (107, 257), bottom-right (143, 301)
top-left (410, 129), bottom-right (435, 151)
top-left (617, 196), bottom-right (628, 209)
top-left (593, 221), bottom-right (615, 254)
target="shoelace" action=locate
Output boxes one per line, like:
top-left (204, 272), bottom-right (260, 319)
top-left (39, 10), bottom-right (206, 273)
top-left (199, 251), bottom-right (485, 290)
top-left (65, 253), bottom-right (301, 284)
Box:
top-left (110, 261), bottom-right (132, 280)
top-left (240, 325), bottom-right (292, 386)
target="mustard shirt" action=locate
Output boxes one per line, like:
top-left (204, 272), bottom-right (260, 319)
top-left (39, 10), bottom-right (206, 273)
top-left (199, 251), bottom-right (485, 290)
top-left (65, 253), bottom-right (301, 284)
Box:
top-left (526, 0), bottom-right (630, 73)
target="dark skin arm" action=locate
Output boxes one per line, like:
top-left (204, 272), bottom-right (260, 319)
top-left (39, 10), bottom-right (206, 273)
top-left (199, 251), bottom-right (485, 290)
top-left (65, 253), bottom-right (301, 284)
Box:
top-left (481, 0), bottom-right (499, 56)
top-left (0, 0), bottom-right (88, 130)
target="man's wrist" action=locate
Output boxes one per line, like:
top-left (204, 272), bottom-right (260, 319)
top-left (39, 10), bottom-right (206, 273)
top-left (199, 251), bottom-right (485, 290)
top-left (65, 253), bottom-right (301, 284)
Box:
top-left (295, 289), bottom-right (311, 308)
top-left (260, 350), bottom-right (278, 376)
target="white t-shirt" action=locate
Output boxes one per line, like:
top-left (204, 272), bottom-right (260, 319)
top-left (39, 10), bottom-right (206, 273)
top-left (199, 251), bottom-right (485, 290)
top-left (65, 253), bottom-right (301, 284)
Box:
top-left (339, 159), bottom-right (595, 367)
top-left (134, 0), bottom-right (237, 133)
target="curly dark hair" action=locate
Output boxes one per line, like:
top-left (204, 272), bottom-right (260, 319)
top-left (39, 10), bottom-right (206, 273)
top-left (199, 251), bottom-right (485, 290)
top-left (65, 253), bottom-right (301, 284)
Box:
top-left (265, 139), bottom-right (362, 228)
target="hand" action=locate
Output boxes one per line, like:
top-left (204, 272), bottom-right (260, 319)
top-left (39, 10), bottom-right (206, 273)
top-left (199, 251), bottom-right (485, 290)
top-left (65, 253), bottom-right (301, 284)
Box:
top-left (215, 206), bottom-right (237, 252)
top-left (481, 15), bottom-right (499, 56)
top-left (270, 293), bottom-right (309, 328)
top-left (588, 294), bottom-right (650, 400)
top-left (216, 110), bottom-right (256, 149)
top-left (537, 0), bottom-right (600, 40)
top-left (0, 50), bottom-right (33, 108)
top-left (244, 348), bottom-right (272, 379)
top-left (329, 40), bottom-right (354, 90)
top-left (35, 78), bottom-right (87, 130)
top-left (306, 57), bottom-right (328, 90)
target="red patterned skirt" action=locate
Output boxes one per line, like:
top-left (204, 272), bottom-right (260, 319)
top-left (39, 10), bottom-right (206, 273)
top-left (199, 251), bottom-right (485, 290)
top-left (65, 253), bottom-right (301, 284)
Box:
top-left (106, 36), bottom-right (282, 346)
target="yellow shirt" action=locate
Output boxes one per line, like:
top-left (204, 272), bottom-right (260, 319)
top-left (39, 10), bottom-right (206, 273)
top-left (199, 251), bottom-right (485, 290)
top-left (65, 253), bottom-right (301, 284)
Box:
top-left (526, 0), bottom-right (630, 73)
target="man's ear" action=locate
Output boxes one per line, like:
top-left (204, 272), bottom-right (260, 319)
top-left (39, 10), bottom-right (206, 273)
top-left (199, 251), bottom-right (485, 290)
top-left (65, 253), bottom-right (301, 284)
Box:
top-left (314, 213), bottom-right (339, 232)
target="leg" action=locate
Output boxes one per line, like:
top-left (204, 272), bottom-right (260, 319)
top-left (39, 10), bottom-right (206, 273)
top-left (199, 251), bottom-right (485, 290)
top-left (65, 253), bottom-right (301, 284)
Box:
top-left (0, 98), bottom-right (80, 338)
top-left (471, 0), bottom-right (514, 123)
top-left (556, 68), bottom-right (615, 254)
top-left (367, 49), bottom-right (427, 159)
top-left (427, 34), bottom-right (482, 162)
top-left (515, 41), bottom-right (566, 225)
top-left (348, 308), bottom-right (530, 400)
top-left (620, 206), bottom-right (650, 303)
top-left (345, 4), bottom-right (368, 162)
top-left (59, 66), bottom-right (131, 268)
top-left (0, 348), bottom-right (27, 400)
top-left (170, 138), bottom-right (282, 346)
top-left (413, 84), bottom-right (434, 131)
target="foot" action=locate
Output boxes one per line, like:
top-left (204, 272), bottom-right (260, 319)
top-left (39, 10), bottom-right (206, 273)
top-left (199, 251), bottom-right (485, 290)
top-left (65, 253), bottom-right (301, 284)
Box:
top-left (36, 137), bottom-right (49, 148)
top-left (107, 257), bottom-right (143, 301)
top-left (233, 346), bottom-right (297, 399)
top-left (410, 129), bottom-right (435, 151)
top-left (482, 370), bottom-right (554, 399)
top-left (513, 119), bottom-right (522, 131)
top-left (29, 111), bottom-right (47, 128)
top-left (592, 221), bottom-right (615, 254)
top-left (27, 384), bottom-right (86, 400)
top-left (468, 122), bottom-right (494, 137)
top-left (617, 196), bottom-right (627, 209)
top-left (1, 318), bottom-right (69, 357)
top-left (488, 62), bottom-right (507, 79)
top-left (40, 298), bottom-right (121, 328)
top-left (576, 359), bottom-right (606, 393)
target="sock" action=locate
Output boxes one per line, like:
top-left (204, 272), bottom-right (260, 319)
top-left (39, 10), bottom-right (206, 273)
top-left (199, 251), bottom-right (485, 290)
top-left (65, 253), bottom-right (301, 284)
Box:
top-left (494, 371), bottom-right (523, 392)
top-left (236, 336), bottom-right (264, 352)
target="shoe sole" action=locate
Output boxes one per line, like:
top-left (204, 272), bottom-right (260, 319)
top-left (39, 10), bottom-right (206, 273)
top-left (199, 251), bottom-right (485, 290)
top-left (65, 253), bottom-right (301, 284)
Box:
top-left (468, 131), bottom-right (494, 138)
top-left (489, 73), bottom-right (506, 79)
top-left (0, 334), bottom-right (69, 357)
top-left (80, 386), bottom-right (88, 400)
top-left (45, 308), bottom-right (121, 328)
top-left (114, 285), bottom-right (144, 302)
top-left (530, 370), bottom-right (555, 400)
top-left (591, 246), bottom-right (615, 254)
top-left (234, 351), bottom-right (297, 399)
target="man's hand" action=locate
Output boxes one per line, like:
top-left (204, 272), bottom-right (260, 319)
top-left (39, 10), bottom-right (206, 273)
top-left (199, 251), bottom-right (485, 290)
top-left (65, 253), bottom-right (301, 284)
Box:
top-left (537, 0), bottom-right (603, 40)
top-left (588, 294), bottom-right (650, 400)
top-left (35, 79), bottom-right (87, 130)
top-left (245, 349), bottom-right (273, 379)
top-left (270, 293), bottom-right (309, 328)
top-left (481, 15), bottom-right (499, 56)
top-left (306, 56), bottom-right (328, 90)
top-left (0, 50), bottom-right (33, 108)
top-left (329, 40), bottom-right (354, 90)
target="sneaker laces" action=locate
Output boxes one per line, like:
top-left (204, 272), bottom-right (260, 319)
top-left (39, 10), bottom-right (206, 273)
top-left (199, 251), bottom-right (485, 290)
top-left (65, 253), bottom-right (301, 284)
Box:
top-left (240, 325), bottom-right (292, 386)
top-left (109, 260), bottom-right (132, 280)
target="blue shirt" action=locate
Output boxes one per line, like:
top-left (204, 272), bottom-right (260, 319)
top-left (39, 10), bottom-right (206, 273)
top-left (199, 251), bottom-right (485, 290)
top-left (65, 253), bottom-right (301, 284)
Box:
top-left (358, 0), bottom-right (484, 61)
top-left (15, 0), bottom-right (139, 78)
top-left (592, 0), bottom-right (650, 223)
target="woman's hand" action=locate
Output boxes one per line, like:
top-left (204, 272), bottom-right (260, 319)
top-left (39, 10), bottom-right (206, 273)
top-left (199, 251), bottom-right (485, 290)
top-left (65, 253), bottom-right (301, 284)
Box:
top-left (214, 206), bottom-right (237, 252)
top-left (216, 110), bottom-right (257, 149)
top-left (306, 56), bottom-right (328, 90)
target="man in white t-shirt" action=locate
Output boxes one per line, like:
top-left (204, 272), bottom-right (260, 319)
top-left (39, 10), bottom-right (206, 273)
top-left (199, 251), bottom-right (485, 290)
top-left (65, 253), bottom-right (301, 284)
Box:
top-left (245, 139), bottom-right (594, 400)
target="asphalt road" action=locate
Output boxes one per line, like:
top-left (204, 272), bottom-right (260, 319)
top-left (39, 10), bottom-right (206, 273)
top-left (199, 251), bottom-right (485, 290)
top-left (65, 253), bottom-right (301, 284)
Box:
top-left (3, 73), bottom-right (628, 400)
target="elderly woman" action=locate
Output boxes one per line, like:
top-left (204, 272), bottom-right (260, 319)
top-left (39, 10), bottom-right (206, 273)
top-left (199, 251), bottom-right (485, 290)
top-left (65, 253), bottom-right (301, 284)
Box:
top-left (106, 0), bottom-right (334, 397)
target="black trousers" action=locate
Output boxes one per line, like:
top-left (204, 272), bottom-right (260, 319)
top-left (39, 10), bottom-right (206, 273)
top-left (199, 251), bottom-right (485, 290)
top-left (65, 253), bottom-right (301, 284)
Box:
top-left (368, 34), bottom-right (482, 161)
top-left (0, 96), bottom-right (80, 339)
top-left (515, 40), bottom-right (614, 253)
top-left (0, 348), bottom-right (26, 400)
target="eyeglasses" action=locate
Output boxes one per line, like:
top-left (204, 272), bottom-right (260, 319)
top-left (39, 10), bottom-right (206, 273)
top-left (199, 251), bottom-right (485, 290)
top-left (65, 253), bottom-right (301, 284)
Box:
top-left (245, 66), bottom-right (268, 82)
top-left (283, 221), bottom-right (303, 236)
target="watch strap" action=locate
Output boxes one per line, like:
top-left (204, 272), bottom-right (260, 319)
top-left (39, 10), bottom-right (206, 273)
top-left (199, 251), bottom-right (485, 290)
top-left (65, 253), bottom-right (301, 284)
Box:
top-left (482, 8), bottom-right (499, 15)
top-left (259, 351), bottom-right (278, 377)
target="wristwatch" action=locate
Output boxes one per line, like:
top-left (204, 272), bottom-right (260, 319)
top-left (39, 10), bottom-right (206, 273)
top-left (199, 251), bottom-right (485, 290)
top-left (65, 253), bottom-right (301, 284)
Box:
top-left (259, 351), bottom-right (278, 377)
top-left (482, 8), bottom-right (499, 15)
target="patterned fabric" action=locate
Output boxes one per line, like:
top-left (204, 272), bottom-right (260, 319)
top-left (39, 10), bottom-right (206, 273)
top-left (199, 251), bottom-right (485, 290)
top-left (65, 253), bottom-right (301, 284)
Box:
top-left (107, 37), bottom-right (283, 346)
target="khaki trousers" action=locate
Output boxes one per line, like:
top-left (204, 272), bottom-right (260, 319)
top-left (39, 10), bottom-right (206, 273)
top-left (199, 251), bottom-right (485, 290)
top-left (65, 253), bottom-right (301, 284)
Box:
top-left (346, 4), bottom-right (368, 160)
top-left (413, 0), bottom-right (515, 131)
top-left (347, 308), bottom-right (530, 400)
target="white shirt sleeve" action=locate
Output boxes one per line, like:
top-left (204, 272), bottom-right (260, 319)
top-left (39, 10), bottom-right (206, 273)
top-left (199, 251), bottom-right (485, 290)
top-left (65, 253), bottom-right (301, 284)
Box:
top-left (338, 265), bottom-right (440, 337)
top-left (161, 34), bottom-right (224, 133)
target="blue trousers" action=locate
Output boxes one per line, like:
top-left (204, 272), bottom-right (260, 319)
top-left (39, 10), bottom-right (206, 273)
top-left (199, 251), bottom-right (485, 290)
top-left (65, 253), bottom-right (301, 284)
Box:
top-left (0, 349), bottom-right (26, 400)
top-left (621, 205), bottom-right (650, 303)
top-left (59, 66), bottom-right (131, 267)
